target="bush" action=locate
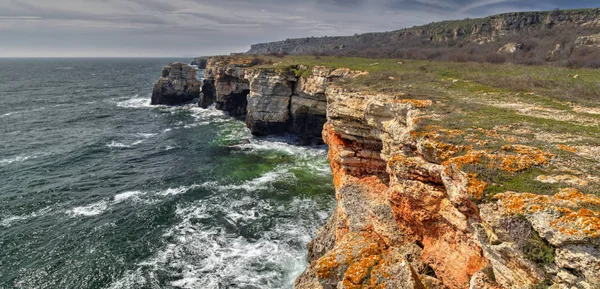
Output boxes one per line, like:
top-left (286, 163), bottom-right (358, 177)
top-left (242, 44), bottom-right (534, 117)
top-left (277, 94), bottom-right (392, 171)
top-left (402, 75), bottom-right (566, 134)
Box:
top-left (484, 52), bottom-right (507, 64)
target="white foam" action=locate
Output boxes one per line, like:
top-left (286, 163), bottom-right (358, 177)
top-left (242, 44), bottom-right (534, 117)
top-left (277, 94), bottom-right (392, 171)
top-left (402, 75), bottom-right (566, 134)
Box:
top-left (66, 201), bottom-right (109, 217)
top-left (137, 133), bottom-right (158, 138)
top-left (106, 141), bottom-right (132, 148)
top-left (113, 190), bottom-right (144, 203)
top-left (0, 155), bottom-right (33, 166)
top-left (0, 207), bottom-right (53, 227)
top-left (1, 111), bottom-right (18, 118)
top-left (115, 96), bottom-right (152, 109)
top-left (156, 185), bottom-right (200, 196)
top-left (201, 168), bottom-right (295, 194)
top-left (106, 139), bottom-right (145, 149)
top-left (108, 189), bottom-right (331, 289)
top-left (66, 190), bottom-right (147, 217)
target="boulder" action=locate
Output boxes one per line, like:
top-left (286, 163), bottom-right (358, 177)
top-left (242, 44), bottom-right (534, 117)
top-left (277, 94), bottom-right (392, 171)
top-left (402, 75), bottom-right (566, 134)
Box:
top-left (498, 42), bottom-right (524, 54)
top-left (575, 33), bottom-right (600, 47)
top-left (151, 62), bottom-right (202, 105)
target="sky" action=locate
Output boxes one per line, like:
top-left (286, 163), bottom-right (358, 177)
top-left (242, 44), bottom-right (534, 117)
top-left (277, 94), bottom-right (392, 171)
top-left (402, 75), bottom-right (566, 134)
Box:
top-left (0, 0), bottom-right (598, 57)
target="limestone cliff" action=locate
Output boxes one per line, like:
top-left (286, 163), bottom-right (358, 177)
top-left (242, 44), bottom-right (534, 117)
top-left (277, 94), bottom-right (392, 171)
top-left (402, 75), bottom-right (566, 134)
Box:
top-left (151, 62), bottom-right (202, 105)
top-left (196, 56), bottom-right (600, 289)
top-left (201, 56), bottom-right (364, 143)
top-left (247, 9), bottom-right (600, 55)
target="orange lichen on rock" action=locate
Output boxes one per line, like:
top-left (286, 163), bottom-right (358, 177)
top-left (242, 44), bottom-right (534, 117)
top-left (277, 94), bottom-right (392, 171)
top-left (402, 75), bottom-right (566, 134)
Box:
top-left (394, 98), bottom-right (433, 108)
top-left (551, 208), bottom-right (600, 239)
top-left (315, 232), bottom-right (382, 281)
top-left (557, 144), bottom-right (578, 153)
top-left (323, 123), bottom-right (348, 189)
top-left (443, 150), bottom-right (486, 169)
top-left (342, 255), bottom-right (382, 289)
top-left (495, 188), bottom-right (600, 240)
top-left (493, 145), bottom-right (553, 172)
top-left (467, 174), bottom-right (488, 201)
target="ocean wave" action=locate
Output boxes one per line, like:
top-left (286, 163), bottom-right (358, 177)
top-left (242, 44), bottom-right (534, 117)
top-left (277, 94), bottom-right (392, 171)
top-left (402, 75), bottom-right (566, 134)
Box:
top-left (202, 168), bottom-right (295, 194)
top-left (233, 138), bottom-right (327, 158)
top-left (106, 141), bottom-right (133, 149)
top-left (66, 185), bottom-right (201, 218)
top-left (232, 138), bottom-right (331, 174)
top-left (115, 96), bottom-right (152, 109)
top-left (66, 201), bottom-right (110, 217)
top-left (106, 139), bottom-right (145, 149)
top-left (66, 190), bottom-right (145, 217)
top-left (107, 192), bottom-right (328, 289)
top-left (0, 155), bottom-right (34, 166)
top-left (0, 107), bottom-right (46, 118)
top-left (0, 207), bottom-right (53, 227)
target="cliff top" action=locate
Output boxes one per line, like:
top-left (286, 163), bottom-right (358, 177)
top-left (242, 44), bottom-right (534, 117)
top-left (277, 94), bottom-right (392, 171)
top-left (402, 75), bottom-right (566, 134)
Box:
top-left (236, 54), bottom-right (600, 202)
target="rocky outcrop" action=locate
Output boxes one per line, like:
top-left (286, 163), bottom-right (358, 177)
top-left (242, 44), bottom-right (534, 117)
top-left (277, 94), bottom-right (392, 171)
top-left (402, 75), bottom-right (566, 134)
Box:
top-left (191, 57), bottom-right (209, 69)
top-left (498, 42), bottom-right (523, 54)
top-left (193, 56), bottom-right (600, 288)
top-left (247, 9), bottom-right (600, 55)
top-left (151, 62), bottom-right (202, 105)
top-left (200, 57), bottom-right (250, 116)
top-left (294, 85), bottom-right (600, 288)
top-left (575, 33), bottom-right (600, 47)
top-left (201, 58), bottom-right (366, 143)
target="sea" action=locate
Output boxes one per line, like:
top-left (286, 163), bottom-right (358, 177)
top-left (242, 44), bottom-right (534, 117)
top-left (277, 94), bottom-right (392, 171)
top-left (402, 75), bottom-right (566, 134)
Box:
top-left (0, 58), bottom-right (335, 289)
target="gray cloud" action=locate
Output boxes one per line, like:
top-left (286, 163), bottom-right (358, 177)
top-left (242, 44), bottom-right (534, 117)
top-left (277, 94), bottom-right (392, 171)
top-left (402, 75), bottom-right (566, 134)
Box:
top-left (0, 0), bottom-right (597, 57)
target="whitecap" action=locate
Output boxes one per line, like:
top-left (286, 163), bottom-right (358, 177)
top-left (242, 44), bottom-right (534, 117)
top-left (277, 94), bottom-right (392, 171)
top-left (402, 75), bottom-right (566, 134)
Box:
top-left (0, 155), bottom-right (33, 166)
top-left (113, 190), bottom-right (144, 203)
top-left (66, 190), bottom-right (149, 217)
top-left (201, 168), bottom-right (295, 193)
top-left (106, 141), bottom-right (132, 148)
top-left (0, 206), bottom-right (55, 227)
top-left (115, 96), bottom-right (152, 109)
top-left (156, 184), bottom-right (200, 196)
top-left (66, 201), bottom-right (109, 217)
top-left (107, 192), bottom-right (330, 289)
top-left (136, 133), bottom-right (158, 138)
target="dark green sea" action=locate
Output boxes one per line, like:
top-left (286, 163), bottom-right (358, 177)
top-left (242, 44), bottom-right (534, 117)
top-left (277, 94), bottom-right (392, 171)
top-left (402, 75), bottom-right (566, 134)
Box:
top-left (0, 58), bottom-right (334, 289)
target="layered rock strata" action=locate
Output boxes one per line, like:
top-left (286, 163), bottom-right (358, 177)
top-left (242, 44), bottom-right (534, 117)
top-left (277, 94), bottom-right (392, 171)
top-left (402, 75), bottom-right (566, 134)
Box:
top-left (151, 62), bottom-right (202, 105)
top-left (194, 56), bottom-right (600, 288)
top-left (294, 86), bottom-right (600, 289)
top-left (201, 57), bottom-right (365, 143)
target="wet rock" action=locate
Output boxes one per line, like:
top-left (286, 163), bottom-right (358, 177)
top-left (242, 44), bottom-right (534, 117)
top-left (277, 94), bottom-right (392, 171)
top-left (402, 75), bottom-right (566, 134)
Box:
top-left (151, 62), bottom-right (202, 105)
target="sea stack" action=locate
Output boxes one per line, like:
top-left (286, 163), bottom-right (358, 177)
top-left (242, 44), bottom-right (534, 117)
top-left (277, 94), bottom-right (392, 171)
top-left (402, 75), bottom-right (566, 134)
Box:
top-left (151, 62), bottom-right (202, 105)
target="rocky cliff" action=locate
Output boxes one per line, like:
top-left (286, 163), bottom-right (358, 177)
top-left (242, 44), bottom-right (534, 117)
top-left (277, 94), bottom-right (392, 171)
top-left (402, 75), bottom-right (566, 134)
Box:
top-left (151, 62), bottom-right (202, 105)
top-left (200, 56), bottom-right (365, 143)
top-left (189, 56), bottom-right (600, 288)
top-left (247, 9), bottom-right (600, 55)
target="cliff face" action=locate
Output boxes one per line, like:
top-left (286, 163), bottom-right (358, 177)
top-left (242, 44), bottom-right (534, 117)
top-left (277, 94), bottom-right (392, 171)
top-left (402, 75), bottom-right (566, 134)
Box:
top-left (201, 56), bottom-right (365, 143)
top-left (151, 62), bottom-right (202, 105)
top-left (197, 56), bottom-right (600, 289)
top-left (246, 9), bottom-right (600, 55)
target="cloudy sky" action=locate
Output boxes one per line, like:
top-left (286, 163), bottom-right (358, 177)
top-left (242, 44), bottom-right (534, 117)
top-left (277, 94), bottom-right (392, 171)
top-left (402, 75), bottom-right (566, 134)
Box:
top-left (0, 0), bottom-right (598, 57)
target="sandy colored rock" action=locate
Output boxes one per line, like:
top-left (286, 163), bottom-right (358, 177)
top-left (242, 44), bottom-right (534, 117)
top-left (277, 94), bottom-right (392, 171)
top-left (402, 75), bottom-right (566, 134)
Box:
top-left (151, 62), bottom-right (202, 105)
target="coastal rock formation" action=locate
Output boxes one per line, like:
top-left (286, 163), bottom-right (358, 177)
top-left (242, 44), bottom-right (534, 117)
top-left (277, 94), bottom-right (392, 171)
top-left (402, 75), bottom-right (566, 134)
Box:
top-left (201, 58), bottom-right (366, 143)
top-left (246, 9), bottom-right (600, 55)
top-left (245, 69), bottom-right (296, 135)
top-left (151, 62), bottom-right (202, 105)
top-left (200, 57), bottom-right (250, 116)
top-left (191, 57), bottom-right (209, 69)
top-left (192, 56), bottom-right (600, 289)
